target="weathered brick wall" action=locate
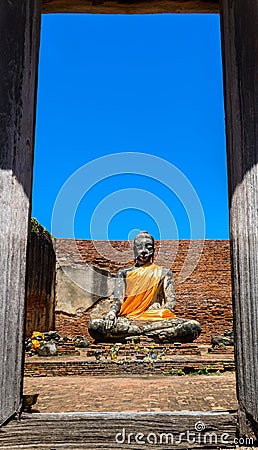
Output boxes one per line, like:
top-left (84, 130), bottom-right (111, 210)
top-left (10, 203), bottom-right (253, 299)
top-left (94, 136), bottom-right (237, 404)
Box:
top-left (55, 310), bottom-right (93, 342)
top-left (55, 239), bottom-right (233, 344)
top-left (25, 227), bottom-right (56, 337)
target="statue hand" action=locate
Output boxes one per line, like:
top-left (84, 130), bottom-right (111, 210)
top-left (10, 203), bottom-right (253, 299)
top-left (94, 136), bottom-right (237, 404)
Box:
top-left (105, 311), bottom-right (117, 330)
top-left (148, 302), bottom-right (161, 310)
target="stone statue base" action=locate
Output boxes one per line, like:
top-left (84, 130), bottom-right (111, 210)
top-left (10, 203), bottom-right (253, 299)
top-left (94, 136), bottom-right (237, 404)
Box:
top-left (88, 317), bottom-right (201, 344)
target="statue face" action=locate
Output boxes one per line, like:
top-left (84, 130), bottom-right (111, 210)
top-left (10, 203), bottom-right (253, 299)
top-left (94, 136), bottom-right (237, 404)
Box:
top-left (134, 236), bottom-right (154, 265)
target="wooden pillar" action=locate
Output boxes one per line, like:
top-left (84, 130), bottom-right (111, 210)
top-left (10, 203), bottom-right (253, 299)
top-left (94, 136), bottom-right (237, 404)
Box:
top-left (0, 0), bottom-right (41, 426)
top-left (220, 0), bottom-right (258, 439)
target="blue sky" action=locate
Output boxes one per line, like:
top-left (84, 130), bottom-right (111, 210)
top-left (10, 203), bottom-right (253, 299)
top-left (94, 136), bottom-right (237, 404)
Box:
top-left (33, 13), bottom-right (229, 240)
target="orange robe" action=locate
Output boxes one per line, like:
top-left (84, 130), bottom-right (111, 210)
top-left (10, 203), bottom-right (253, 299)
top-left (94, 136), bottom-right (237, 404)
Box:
top-left (118, 262), bottom-right (175, 321)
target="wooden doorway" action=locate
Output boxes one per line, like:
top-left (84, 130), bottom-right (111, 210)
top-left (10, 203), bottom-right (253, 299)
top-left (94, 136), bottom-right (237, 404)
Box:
top-left (0, 0), bottom-right (257, 446)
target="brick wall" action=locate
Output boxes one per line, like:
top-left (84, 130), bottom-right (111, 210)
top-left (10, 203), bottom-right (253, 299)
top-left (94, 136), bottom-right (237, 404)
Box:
top-left (55, 310), bottom-right (93, 342)
top-left (25, 227), bottom-right (56, 337)
top-left (55, 239), bottom-right (233, 344)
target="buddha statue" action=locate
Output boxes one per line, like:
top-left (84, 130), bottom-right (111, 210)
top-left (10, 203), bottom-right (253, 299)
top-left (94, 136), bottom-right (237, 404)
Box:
top-left (88, 231), bottom-right (201, 343)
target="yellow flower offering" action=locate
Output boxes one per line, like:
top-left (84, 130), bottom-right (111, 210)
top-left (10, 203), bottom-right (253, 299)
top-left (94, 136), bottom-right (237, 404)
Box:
top-left (31, 331), bottom-right (44, 340)
top-left (31, 339), bottom-right (40, 352)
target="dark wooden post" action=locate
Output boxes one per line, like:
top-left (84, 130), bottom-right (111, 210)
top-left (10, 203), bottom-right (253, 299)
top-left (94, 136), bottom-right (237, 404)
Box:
top-left (220, 0), bottom-right (258, 439)
top-left (0, 0), bottom-right (41, 426)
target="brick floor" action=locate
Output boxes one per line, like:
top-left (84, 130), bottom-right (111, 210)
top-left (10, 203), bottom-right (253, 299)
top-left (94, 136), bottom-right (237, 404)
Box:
top-left (23, 373), bottom-right (237, 413)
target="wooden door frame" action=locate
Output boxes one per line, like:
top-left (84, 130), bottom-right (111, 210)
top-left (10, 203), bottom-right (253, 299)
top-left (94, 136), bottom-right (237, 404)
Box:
top-left (0, 0), bottom-right (257, 447)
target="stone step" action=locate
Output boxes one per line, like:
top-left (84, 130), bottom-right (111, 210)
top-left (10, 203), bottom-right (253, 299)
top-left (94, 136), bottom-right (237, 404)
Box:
top-left (57, 341), bottom-right (80, 356)
top-left (86, 342), bottom-right (201, 358)
top-left (24, 356), bottom-right (235, 377)
top-left (208, 346), bottom-right (234, 354)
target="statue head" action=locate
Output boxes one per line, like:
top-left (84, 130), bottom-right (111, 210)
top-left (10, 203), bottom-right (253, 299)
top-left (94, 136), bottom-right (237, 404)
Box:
top-left (133, 231), bottom-right (155, 265)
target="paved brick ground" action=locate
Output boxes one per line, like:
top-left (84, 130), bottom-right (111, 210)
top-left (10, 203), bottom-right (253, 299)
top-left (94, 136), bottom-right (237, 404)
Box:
top-left (23, 373), bottom-right (237, 413)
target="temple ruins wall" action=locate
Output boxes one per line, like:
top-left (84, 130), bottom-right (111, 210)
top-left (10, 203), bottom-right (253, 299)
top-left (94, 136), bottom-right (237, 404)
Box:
top-left (25, 237), bottom-right (232, 344)
top-left (25, 225), bottom-right (56, 337)
top-left (55, 239), bottom-right (233, 344)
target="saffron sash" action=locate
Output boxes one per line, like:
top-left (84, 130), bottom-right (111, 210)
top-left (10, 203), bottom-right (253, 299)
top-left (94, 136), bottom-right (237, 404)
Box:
top-left (118, 263), bottom-right (175, 321)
